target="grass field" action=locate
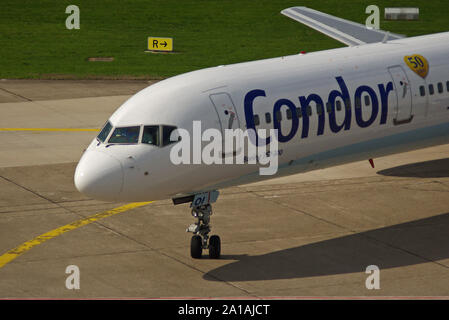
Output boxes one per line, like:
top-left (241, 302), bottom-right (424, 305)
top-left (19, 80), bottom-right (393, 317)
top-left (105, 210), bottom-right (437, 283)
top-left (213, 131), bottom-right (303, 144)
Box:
top-left (1, 0), bottom-right (448, 79)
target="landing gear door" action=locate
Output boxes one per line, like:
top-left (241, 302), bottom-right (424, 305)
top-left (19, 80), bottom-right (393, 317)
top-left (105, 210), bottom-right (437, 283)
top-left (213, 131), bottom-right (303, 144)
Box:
top-left (209, 93), bottom-right (242, 157)
top-left (388, 66), bottom-right (413, 125)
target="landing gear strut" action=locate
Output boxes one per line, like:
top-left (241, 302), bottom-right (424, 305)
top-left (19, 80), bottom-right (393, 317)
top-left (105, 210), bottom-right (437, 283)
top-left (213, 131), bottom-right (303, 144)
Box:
top-left (187, 203), bottom-right (221, 259)
top-left (174, 191), bottom-right (221, 259)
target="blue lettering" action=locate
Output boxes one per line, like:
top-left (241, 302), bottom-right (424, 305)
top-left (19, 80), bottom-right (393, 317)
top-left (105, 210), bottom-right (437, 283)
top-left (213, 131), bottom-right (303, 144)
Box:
top-left (273, 99), bottom-right (299, 142)
top-left (243, 77), bottom-right (392, 144)
top-left (244, 89), bottom-right (269, 145)
top-left (328, 76), bottom-right (351, 133)
top-left (298, 94), bottom-right (323, 137)
top-left (354, 85), bottom-right (379, 128)
top-left (378, 82), bottom-right (393, 124)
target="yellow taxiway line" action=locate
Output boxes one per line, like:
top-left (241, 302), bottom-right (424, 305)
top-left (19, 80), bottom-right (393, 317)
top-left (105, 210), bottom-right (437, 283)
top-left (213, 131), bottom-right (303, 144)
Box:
top-left (0, 201), bottom-right (152, 269)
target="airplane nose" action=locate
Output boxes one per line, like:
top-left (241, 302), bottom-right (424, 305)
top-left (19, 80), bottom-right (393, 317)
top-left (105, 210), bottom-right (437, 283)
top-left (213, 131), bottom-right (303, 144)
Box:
top-left (74, 151), bottom-right (124, 200)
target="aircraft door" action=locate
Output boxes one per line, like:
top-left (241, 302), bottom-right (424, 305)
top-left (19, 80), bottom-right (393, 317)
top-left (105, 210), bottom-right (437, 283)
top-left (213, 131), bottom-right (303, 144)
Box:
top-left (209, 92), bottom-right (242, 157)
top-left (388, 66), bottom-right (413, 125)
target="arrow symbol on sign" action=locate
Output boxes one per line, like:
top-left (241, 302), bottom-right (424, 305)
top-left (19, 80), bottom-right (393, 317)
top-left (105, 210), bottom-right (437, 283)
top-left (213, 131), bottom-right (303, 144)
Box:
top-left (161, 41), bottom-right (167, 47)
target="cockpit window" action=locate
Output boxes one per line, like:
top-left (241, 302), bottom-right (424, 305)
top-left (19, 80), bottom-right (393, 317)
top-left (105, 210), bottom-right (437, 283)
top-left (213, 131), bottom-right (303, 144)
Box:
top-left (108, 126), bottom-right (140, 144)
top-left (97, 121), bottom-right (112, 143)
top-left (162, 125), bottom-right (178, 146)
top-left (142, 126), bottom-right (160, 146)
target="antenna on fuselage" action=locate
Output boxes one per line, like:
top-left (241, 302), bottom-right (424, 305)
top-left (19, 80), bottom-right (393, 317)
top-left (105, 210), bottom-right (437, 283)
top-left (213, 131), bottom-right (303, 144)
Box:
top-left (382, 31), bottom-right (390, 43)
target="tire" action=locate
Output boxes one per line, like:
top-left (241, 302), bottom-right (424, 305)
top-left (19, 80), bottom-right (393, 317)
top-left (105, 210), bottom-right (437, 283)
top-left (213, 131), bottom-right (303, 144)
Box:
top-left (191, 235), bottom-right (203, 259)
top-left (209, 235), bottom-right (221, 259)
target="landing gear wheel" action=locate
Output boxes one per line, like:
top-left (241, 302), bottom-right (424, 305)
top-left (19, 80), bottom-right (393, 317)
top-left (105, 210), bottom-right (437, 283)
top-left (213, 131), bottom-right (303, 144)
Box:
top-left (209, 235), bottom-right (221, 259)
top-left (191, 235), bottom-right (202, 259)
top-left (184, 193), bottom-right (222, 259)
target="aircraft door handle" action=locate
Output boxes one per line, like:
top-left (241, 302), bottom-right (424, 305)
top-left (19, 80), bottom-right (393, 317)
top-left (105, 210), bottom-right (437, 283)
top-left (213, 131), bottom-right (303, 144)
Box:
top-left (224, 109), bottom-right (235, 129)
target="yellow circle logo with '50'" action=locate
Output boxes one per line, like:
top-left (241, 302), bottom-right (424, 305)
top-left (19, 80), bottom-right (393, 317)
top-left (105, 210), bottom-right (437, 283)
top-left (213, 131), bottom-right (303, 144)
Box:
top-left (404, 54), bottom-right (429, 79)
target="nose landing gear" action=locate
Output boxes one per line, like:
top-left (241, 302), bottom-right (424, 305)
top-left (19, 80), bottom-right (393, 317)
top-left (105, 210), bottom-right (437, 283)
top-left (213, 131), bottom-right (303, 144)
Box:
top-left (174, 190), bottom-right (221, 259)
top-left (187, 203), bottom-right (221, 259)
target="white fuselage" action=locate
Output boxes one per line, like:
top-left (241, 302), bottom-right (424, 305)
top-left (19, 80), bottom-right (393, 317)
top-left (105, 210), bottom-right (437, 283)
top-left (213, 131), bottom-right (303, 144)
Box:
top-left (74, 32), bottom-right (449, 202)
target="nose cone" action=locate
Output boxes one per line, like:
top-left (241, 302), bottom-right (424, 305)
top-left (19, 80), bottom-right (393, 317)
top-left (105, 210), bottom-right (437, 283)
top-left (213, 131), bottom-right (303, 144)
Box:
top-left (74, 151), bottom-right (124, 200)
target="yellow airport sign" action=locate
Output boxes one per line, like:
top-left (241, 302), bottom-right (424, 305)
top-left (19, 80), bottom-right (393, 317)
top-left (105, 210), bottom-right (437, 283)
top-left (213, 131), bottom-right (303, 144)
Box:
top-left (148, 37), bottom-right (173, 52)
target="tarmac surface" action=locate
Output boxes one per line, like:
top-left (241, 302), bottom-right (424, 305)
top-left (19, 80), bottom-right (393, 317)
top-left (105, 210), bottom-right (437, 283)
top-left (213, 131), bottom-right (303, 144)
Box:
top-left (0, 80), bottom-right (448, 298)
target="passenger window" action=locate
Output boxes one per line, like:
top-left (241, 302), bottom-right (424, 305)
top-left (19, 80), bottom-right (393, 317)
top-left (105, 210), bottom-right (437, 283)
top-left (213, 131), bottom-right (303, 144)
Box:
top-left (336, 100), bottom-right (342, 111)
top-left (162, 125), bottom-right (178, 146)
top-left (97, 121), bottom-right (112, 143)
top-left (438, 82), bottom-right (443, 94)
top-left (429, 84), bottom-right (434, 95)
top-left (364, 95), bottom-right (370, 106)
top-left (109, 126), bottom-right (140, 144)
top-left (326, 102), bottom-right (332, 113)
top-left (142, 126), bottom-right (160, 146)
top-left (265, 113), bottom-right (271, 124)
top-left (420, 86), bottom-right (426, 96)
top-left (307, 106), bottom-right (312, 116)
top-left (286, 109), bottom-right (292, 120)
top-left (296, 107), bottom-right (302, 118)
top-left (317, 104), bottom-right (323, 115)
top-left (254, 114), bottom-right (260, 126)
top-left (446, 81), bottom-right (449, 92)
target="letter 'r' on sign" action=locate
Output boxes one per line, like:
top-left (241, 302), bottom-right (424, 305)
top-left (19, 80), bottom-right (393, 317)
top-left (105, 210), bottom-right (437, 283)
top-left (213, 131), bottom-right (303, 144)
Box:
top-left (148, 37), bottom-right (173, 52)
